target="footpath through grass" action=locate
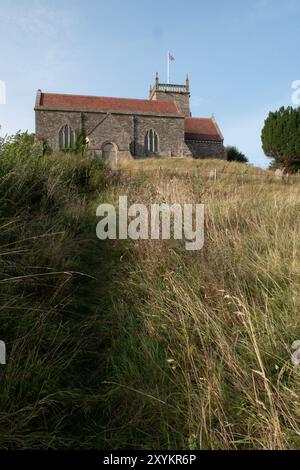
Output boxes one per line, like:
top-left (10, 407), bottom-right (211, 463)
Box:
top-left (0, 133), bottom-right (125, 448)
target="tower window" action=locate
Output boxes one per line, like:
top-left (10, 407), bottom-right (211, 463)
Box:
top-left (144, 129), bottom-right (159, 154)
top-left (59, 125), bottom-right (76, 149)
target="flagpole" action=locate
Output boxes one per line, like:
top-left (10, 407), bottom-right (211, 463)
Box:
top-left (167, 51), bottom-right (170, 84)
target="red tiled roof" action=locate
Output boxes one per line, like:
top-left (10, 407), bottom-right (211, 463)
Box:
top-left (185, 117), bottom-right (223, 142)
top-left (38, 92), bottom-right (180, 115)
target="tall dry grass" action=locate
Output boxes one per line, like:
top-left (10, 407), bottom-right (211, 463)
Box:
top-left (1, 140), bottom-right (300, 450)
top-left (102, 160), bottom-right (300, 449)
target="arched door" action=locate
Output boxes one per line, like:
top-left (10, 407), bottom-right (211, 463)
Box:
top-left (102, 143), bottom-right (118, 163)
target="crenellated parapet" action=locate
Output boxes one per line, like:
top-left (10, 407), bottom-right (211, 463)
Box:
top-left (149, 73), bottom-right (191, 117)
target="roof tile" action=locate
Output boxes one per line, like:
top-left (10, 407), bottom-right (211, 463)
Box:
top-left (185, 117), bottom-right (223, 142)
top-left (38, 93), bottom-right (180, 115)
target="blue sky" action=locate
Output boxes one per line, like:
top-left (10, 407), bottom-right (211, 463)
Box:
top-left (0, 0), bottom-right (299, 167)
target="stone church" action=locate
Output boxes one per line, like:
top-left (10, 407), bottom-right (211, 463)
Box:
top-left (35, 74), bottom-right (225, 161)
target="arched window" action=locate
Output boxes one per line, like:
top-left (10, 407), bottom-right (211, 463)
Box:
top-left (59, 125), bottom-right (76, 149)
top-left (144, 129), bottom-right (159, 155)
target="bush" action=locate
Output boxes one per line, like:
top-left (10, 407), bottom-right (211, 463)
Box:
top-left (226, 146), bottom-right (248, 163)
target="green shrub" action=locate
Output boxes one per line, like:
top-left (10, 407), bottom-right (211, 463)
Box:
top-left (226, 146), bottom-right (248, 163)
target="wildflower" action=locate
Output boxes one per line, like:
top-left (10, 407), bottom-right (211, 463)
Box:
top-left (167, 358), bottom-right (175, 364)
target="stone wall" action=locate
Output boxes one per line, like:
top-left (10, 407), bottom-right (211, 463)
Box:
top-left (134, 115), bottom-right (185, 157)
top-left (186, 141), bottom-right (226, 159)
top-left (35, 110), bottom-right (82, 152)
top-left (86, 113), bottom-right (132, 160)
top-left (35, 109), bottom-right (187, 159)
top-left (151, 91), bottom-right (190, 117)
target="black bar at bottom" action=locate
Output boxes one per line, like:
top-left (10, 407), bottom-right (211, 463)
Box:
top-left (0, 450), bottom-right (295, 467)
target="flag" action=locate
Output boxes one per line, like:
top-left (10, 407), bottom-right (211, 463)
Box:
top-left (168, 52), bottom-right (175, 62)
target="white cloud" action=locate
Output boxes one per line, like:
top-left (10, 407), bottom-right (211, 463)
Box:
top-left (0, 1), bottom-right (79, 90)
top-left (0, 2), bottom-right (73, 38)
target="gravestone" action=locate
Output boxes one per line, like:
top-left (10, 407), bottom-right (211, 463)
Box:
top-left (275, 169), bottom-right (285, 180)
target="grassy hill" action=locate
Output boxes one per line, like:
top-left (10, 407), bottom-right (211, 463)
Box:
top-left (117, 156), bottom-right (268, 177)
top-left (1, 137), bottom-right (300, 450)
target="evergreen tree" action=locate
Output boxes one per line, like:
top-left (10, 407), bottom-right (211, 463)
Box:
top-left (262, 106), bottom-right (300, 171)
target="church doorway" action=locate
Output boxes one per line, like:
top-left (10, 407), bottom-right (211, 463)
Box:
top-left (102, 142), bottom-right (118, 164)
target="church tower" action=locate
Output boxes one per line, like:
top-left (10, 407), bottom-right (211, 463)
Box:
top-left (149, 73), bottom-right (191, 117)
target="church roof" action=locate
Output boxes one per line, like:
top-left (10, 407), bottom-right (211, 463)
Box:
top-left (185, 117), bottom-right (223, 142)
top-left (37, 92), bottom-right (180, 116)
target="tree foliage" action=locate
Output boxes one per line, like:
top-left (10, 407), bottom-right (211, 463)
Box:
top-left (261, 106), bottom-right (300, 170)
top-left (226, 146), bottom-right (248, 163)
